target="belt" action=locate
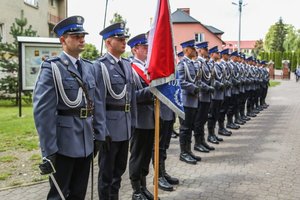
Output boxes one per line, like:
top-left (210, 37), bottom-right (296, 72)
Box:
top-left (57, 108), bottom-right (93, 118)
top-left (106, 104), bottom-right (130, 112)
top-left (138, 101), bottom-right (154, 105)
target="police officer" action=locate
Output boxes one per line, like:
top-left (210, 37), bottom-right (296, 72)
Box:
top-left (238, 53), bottom-right (250, 122)
top-left (218, 48), bottom-right (233, 136)
top-left (207, 46), bottom-right (224, 144)
top-left (177, 39), bottom-right (201, 164)
top-left (193, 41), bottom-right (215, 152)
top-left (227, 51), bottom-right (241, 129)
top-left (246, 57), bottom-right (258, 117)
top-left (260, 60), bottom-right (270, 108)
top-left (33, 16), bottom-right (102, 200)
top-left (126, 33), bottom-right (156, 199)
top-left (94, 22), bottom-right (137, 200)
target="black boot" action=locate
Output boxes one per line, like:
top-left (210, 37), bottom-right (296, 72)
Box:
top-left (194, 135), bottom-right (210, 153)
top-left (234, 113), bottom-right (245, 125)
top-left (161, 161), bottom-right (179, 185)
top-left (158, 162), bottom-right (173, 191)
top-left (240, 109), bottom-right (251, 121)
top-left (208, 128), bottom-right (219, 144)
top-left (179, 144), bottom-right (197, 164)
top-left (141, 176), bottom-right (154, 200)
top-left (187, 143), bottom-right (201, 161)
top-left (218, 121), bottom-right (232, 136)
top-left (131, 180), bottom-right (147, 200)
top-left (226, 115), bottom-right (240, 129)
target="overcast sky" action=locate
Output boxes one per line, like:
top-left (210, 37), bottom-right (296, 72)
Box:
top-left (68, 0), bottom-right (300, 50)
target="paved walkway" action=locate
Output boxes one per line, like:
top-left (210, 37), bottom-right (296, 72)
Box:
top-left (1, 79), bottom-right (300, 200)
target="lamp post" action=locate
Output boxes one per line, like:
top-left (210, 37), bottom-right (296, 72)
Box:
top-left (100, 0), bottom-right (109, 56)
top-left (232, 0), bottom-right (247, 52)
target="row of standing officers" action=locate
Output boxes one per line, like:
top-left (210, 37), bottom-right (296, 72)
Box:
top-left (33, 16), bottom-right (269, 200)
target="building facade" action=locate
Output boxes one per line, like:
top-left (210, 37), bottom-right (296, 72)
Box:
top-left (0, 0), bottom-right (67, 43)
top-left (224, 40), bottom-right (256, 55)
top-left (171, 8), bottom-right (225, 53)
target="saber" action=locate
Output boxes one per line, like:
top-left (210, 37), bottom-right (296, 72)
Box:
top-left (40, 157), bottom-right (66, 200)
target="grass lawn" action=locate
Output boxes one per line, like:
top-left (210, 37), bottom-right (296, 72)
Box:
top-left (0, 101), bottom-right (38, 152)
top-left (269, 80), bottom-right (281, 87)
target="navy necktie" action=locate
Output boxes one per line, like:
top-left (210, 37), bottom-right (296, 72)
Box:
top-left (76, 60), bottom-right (82, 76)
top-left (118, 60), bottom-right (126, 75)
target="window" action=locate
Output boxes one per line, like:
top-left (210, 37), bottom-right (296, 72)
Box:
top-left (195, 33), bottom-right (205, 43)
top-left (24, 0), bottom-right (38, 7)
top-left (0, 23), bottom-right (5, 43)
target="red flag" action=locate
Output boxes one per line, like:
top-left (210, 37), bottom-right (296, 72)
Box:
top-left (146, 0), bottom-right (175, 87)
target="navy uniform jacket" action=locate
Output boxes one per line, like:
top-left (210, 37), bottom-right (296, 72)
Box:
top-left (160, 102), bottom-right (175, 121)
top-left (219, 59), bottom-right (232, 97)
top-left (93, 53), bottom-right (137, 141)
top-left (131, 58), bottom-right (154, 130)
top-left (249, 65), bottom-right (256, 91)
top-left (244, 64), bottom-right (251, 91)
top-left (229, 60), bottom-right (240, 95)
top-left (196, 56), bottom-right (211, 103)
top-left (238, 63), bottom-right (246, 93)
top-left (177, 56), bottom-right (199, 108)
top-left (208, 60), bottom-right (224, 100)
top-left (33, 52), bottom-right (101, 158)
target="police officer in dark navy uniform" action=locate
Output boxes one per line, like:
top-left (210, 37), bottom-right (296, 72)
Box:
top-left (177, 39), bottom-right (202, 165)
top-left (33, 16), bottom-right (103, 200)
top-left (127, 33), bottom-right (156, 199)
top-left (227, 51), bottom-right (241, 130)
top-left (207, 46), bottom-right (224, 144)
top-left (94, 22), bottom-right (137, 200)
top-left (218, 48), bottom-right (233, 136)
top-left (193, 42), bottom-right (216, 153)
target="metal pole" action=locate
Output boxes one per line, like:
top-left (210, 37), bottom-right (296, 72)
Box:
top-left (238, 0), bottom-right (242, 52)
top-left (154, 99), bottom-right (160, 200)
top-left (100, 0), bottom-right (109, 56)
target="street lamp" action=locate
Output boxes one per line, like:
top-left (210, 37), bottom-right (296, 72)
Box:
top-left (232, 0), bottom-right (247, 52)
top-left (100, 0), bottom-right (109, 56)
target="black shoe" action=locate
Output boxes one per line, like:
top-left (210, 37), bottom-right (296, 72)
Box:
top-left (234, 119), bottom-right (245, 125)
top-left (218, 128), bottom-right (232, 136)
top-left (208, 135), bottom-right (219, 144)
top-left (215, 135), bottom-right (223, 142)
top-left (141, 187), bottom-right (154, 200)
top-left (194, 144), bottom-right (210, 153)
top-left (188, 152), bottom-right (201, 161)
top-left (164, 173), bottom-right (179, 185)
top-left (158, 177), bottom-right (173, 191)
top-left (247, 112), bottom-right (257, 117)
top-left (132, 193), bottom-right (147, 200)
top-left (242, 115), bottom-right (251, 121)
top-left (226, 123), bottom-right (240, 129)
top-left (179, 152), bottom-right (197, 164)
top-left (202, 141), bottom-right (215, 151)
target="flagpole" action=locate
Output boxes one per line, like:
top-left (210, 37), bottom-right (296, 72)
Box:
top-left (154, 98), bottom-right (160, 200)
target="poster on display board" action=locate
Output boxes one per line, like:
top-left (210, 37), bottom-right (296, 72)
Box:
top-left (17, 36), bottom-right (62, 90)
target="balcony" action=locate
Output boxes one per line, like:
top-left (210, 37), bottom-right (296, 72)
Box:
top-left (48, 13), bottom-right (63, 25)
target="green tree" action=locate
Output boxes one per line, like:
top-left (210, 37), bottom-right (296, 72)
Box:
top-left (253, 39), bottom-right (264, 57)
top-left (264, 17), bottom-right (287, 52)
top-left (271, 17), bottom-right (287, 52)
top-left (0, 10), bottom-right (37, 104)
top-left (81, 43), bottom-right (99, 61)
top-left (283, 25), bottom-right (298, 51)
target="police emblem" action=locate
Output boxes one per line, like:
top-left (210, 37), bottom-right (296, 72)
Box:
top-left (77, 16), bottom-right (82, 24)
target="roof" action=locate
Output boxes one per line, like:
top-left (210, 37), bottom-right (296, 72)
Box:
top-left (171, 9), bottom-right (200, 24)
top-left (225, 40), bottom-right (256, 49)
top-left (205, 25), bottom-right (224, 35)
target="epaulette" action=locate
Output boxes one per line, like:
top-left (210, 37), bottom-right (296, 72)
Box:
top-left (81, 58), bottom-right (93, 64)
top-left (98, 56), bottom-right (108, 62)
top-left (44, 57), bottom-right (60, 63)
top-left (121, 57), bottom-right (130, 62)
